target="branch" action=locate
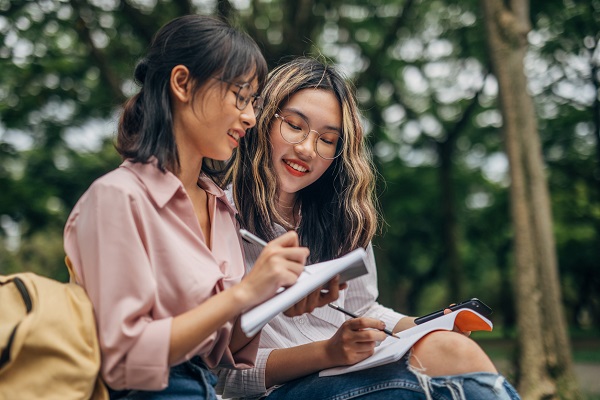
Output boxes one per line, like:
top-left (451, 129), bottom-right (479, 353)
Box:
top-left (443, 72), bottom-right (488, 147)
top-left (354, 0), bottom-right (416, 88)
top-left (69, 0), bottom-right (125, 102)
top-left (496, 1), bottom-right (528, 47)
top-left (120, 0), bottom-right (159, 44)
top-left (172, 0), bottom-right (193, 16)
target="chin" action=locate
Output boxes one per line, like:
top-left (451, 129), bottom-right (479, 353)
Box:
top-left (218, 146), bottom-right (237, 160)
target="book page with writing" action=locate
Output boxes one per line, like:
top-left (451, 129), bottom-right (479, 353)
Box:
top-left (240, 248), bottom-right (368, 337)
top-left (319, 308), bottom-right (492, 377)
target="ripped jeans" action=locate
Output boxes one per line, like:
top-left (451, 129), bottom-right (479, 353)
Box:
top-left (264, 355), bottom-right (520, 400)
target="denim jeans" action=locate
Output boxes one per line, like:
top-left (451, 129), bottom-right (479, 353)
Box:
top-left (109, 357), bottom-right (218, 400)
top-left (265, 356), bottom-right (521, 400)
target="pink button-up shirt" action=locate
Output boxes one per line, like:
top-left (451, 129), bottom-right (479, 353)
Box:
top-left (64, 159), bottom-right (258, 390)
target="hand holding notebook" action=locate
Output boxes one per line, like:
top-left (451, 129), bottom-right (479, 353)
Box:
top-left (239, 243), bottom-right (369, 337)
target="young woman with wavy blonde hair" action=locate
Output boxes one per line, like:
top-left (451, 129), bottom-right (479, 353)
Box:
top-left (218, 57), bottom-right (521, 400)
top-left (230, 57), bottom-right (376, 263)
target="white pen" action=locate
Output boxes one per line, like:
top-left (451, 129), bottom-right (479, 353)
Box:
top-left (239, 229), bottom-right (312, 287)
top-left (239, 229), bottom-right (268, 247)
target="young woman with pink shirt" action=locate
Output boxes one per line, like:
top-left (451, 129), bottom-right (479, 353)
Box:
top-left (63, 16), bottom-right (309, 400)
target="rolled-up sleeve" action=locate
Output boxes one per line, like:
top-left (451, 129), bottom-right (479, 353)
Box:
top-left (64, 181), bottom-right (171, 390)
top-left (216, 347), bottom-right (274, 399)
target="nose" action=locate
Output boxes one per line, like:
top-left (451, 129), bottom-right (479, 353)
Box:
top-left (294, 131), bottom-right (318, 159)
top-left (240, 104), bottom-right (257, 129)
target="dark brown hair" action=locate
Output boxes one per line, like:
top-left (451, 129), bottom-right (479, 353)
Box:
top-left (116, 15), bottom-right (267, 178)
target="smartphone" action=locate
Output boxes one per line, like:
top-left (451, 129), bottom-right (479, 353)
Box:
top-left (414, 298), bottom-right (492, 325)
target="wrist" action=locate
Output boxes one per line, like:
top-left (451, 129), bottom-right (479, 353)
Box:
top-left (394, 316), bottom-right (416, 333)
top-left (229, 282), bottom-right (255, 312)
top-left (320, 339), bottom-right (341, 369)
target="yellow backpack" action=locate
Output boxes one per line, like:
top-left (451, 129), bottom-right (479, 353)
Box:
top-left (0, 272), bottom-right (108, 400)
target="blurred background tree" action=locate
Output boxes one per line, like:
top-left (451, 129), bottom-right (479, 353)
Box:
top-left (1, 0), bottom-right (598, 398)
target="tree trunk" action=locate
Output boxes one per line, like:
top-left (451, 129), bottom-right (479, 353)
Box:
top-left (480, 0), bottom-right (581, 398)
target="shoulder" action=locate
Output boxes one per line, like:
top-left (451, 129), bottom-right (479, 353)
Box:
top-left (71, 166), bottom-right (152, 217)
top-left (88, 167), bottom-right (146, 198)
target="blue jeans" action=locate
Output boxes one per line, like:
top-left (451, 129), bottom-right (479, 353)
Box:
top-left (265, 356), bottom-right (521, 400)
top-left (109, 357), bottom-right (218, 400)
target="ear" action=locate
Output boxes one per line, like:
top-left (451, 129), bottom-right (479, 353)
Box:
top-left (170, 65), bottom-right (192, 103)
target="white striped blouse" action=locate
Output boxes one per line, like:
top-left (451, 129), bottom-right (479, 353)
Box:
top-left (215, 222), bottom-right (405, 399)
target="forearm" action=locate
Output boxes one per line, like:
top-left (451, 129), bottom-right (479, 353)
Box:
top-left (265, 341), bottom-right (334, 388)
top-left (393, 316), bottom-right (416, 333)
top-left (229, 316), bottom-right (255, 354)
top-left (170, 284), bottom-right (251, 364)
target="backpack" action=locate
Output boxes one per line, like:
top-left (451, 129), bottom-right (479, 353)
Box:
top-left (0, 272), bottom-right (108, 400)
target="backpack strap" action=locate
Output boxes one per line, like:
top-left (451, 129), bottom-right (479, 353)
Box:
top-left (0, 277), bottom-right (32, 368)
top-left (64, 256), bottom-right (79, 284)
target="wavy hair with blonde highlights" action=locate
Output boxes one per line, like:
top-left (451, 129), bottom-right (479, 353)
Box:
top-left (231, 57), bottom-right (378, 262)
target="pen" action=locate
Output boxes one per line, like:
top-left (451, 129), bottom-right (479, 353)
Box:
top-left (239, 228), bottom-right (312, 294)
top-left (328, 303), bottom-right (398, 338)
top-left (239, 229), bottom-right (268, 247)
top-left (239, 229), bottom-right (311, 277)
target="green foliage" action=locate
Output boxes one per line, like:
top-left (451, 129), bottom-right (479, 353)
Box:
top-left (0, 0), bottom-right (598, 337)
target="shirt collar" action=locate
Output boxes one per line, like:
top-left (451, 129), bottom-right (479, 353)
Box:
top-left (121, 158), bottom-right (236, 215)
top-left (198, 174), bottom-right (237, 215)
top-left (120, 158), bottom-right (181, 208)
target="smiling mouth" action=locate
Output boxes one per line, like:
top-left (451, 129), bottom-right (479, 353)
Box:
top-left (227, 130), bottom-right (240, 143)
top-left (284, 160), bottom-right (309, 173)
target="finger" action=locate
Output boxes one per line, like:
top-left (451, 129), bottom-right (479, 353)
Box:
top-left (277, 265), bottom-right (306, 287)
top-left (283, 298), bottom-right (306, 317)
top-left (307, 291), bottom-right (321, 312)
top-left (271, 258), bottom-right (305, 279)
top-left (297, 289), bottom-right (319, 313)
top-left (346, 317), bottom-right (387, 331)
top-left (350, 329), bottom-right (387, 344)
top-left (319, 289), bottom-right (339, 305)
top-left (277, 247), bottom-right (311, 264)
top-left (269, 230), bottom-right (300, 247)
top-left (319, 276), bottom-right (341, 304)
top-left (347, 342), bottom-right (379, 354)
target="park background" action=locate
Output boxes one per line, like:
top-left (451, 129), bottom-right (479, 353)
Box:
top-left (0, 0), bottom-right (598, 398)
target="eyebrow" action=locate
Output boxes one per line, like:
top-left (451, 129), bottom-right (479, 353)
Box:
top-left (280, 107), bottom-right (342, 133)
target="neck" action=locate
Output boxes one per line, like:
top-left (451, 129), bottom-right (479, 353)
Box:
top-left (176, 146), bottom-right (204, 191)
top-left (276, 196), bottom-right (299, 228)
top-left (172, 115), bottom-right (204, 191)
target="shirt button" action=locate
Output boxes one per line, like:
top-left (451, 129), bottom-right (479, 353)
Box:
top-left (297, 317), bottom-right (305, 324)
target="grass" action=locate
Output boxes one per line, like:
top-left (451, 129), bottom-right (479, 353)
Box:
top-left (472, 327), bottom-right (600, 364)
top-left (475, 337), bottom-right (600, 364)
top-left (473, 332), bottom-right (600, 396)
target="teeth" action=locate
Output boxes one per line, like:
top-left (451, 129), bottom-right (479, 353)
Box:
top-left (228, 130), bottom-right (239, 141)
top-left (285, 160), bottom-right (308, 172)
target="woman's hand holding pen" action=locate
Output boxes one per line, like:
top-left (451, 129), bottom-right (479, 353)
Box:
top-left (323, 318), bottom-right (388, 367)
top-left (237, 231), bottom-right (309, 309)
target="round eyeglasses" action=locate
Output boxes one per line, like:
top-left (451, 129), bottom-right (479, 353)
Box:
top-left (217, 78), bottom-right (263, 114)
top-left (275, 113), bottom-right (344, 160)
